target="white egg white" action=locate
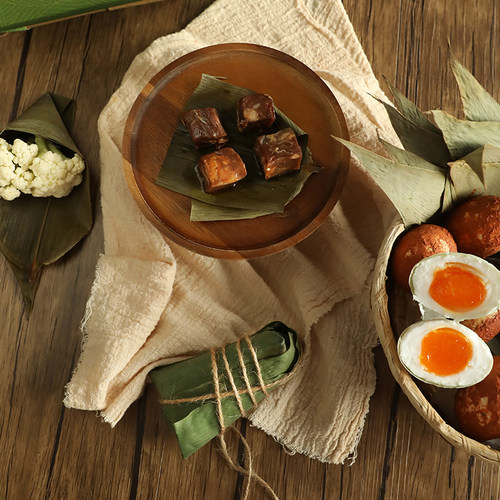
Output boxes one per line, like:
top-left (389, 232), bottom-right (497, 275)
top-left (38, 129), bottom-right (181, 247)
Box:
top-left (397, 319), bottom-right (493, 388)
top-left (409, 252), bottom-right (500, 321)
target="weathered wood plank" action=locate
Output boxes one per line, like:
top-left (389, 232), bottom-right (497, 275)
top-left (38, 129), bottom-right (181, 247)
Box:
top-left (0, 1), bottom-right (498, 499)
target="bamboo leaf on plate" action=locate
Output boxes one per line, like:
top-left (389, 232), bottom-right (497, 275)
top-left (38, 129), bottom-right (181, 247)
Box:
top-left (156, 75), bottom-right (320, 219)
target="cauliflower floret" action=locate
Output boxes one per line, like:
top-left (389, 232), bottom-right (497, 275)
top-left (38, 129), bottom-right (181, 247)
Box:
top-left (30, 149), bottom-right (84, 198)
top-left (11, 167), bottom-right (34, 192)
top-left (0, 138), bottom-right (16, 177)
top-left (11, 138), bottom-right (38, 169)
top-left (0, 138), bottom-right (18, 193)
top-left (0, 135), bottom-right (85, 200)
top-left (0, 185), bottom-right (21, 201)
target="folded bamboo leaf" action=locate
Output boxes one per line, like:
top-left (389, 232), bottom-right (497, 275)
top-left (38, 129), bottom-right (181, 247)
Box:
top-left (441, 171), bottom-right (455, 214)
top-left (375, 98), bottom-right (451, 167)
top-left (449, 52), bottom-right (500, 122)
top-left (444, 160), bottom-right (485, 209)
top-left (3, 93), bottom-right (81, 155)
top-left (379, 138), bottom-right (446, 172)
top-left (336, 138), bottom-right (446, 226)
top-left (156, 75), bottom-right (319, 217)
top-left (149, 322), bottom-right (300, 459)
top-left (383, 78), bottom-right (442, 134)
top-left (0, 93), bottom-right (92, 309)
top-left (431, 110), bottom-right (500, 159)
top-left (483, 164), bottom-right (500, 196)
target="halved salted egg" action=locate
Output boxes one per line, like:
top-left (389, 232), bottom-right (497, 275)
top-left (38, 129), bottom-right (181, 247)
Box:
top-left (398, 319), bottom-right (493, 388)
top-left (409, 252), bottom-right (500, 321)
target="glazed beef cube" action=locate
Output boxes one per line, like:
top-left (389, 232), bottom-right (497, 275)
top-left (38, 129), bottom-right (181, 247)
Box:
top-left (237, 93), bottom-right (276, 132)
top-left (182, 107), bottom-right (228, 149)
top-left (253, 128), bottom-right (302, 180)
top-left (197, 147), bottom-right (247, 193)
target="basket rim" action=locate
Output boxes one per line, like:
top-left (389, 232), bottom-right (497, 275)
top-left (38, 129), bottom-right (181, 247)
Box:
top-left (371, 216), bottom-right (500, 465)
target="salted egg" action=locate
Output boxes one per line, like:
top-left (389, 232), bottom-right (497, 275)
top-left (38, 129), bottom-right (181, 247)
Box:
top-left (409, 252), bottom-right (500, 321)
top-left (398, 319), bottom-right (493, 388)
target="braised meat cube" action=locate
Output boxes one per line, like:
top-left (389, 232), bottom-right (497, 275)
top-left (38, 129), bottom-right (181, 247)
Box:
top-left (237, 93), bottom-right (276, 132)
top-left (197, 147), bottom-right (247, 193)
top-left (253, 128), bottom-right (302, 180)
top-left (182, 107), bottom-right (228, 149)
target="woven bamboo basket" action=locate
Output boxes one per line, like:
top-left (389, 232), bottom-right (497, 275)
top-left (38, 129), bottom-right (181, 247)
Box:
top-left (371, 216), bottom-right (500, 465)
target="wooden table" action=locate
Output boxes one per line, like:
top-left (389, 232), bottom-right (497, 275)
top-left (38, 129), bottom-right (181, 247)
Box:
top-left (0, 1), bottom-right (498, 499)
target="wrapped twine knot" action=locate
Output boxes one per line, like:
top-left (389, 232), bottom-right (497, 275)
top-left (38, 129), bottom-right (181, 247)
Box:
top-left (160, 336), bottom-right (282, 500)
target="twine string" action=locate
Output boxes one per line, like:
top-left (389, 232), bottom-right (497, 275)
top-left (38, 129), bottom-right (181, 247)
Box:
top-left (161, 336), bottom-right (281, 500)
top-left (211, 339), bottom-right (279, 500)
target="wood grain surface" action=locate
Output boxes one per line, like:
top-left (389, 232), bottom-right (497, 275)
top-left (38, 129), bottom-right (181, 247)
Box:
top-left (0, 1), bottom-right (498, 499)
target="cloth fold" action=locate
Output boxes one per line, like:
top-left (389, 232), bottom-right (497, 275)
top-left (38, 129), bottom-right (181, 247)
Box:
top-left (64, 0), bottom-right (399, 464)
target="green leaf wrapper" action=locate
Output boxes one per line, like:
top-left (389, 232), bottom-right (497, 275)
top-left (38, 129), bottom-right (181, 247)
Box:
top-left (0, 93), bottom-right (92, 310)
top-left (149, 321), bottom-right (301, 459)
top-left (156, 74), bottom-right (320, 221)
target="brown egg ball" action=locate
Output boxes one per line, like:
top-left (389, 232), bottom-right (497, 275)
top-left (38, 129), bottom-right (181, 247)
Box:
top-left (390, 224), bottom-right (457, 290)
top-left (462, 309), bottom-right (500, 343)
top-left (455, 356), bottom-right (500, 442)
top-left (447, 195), bottom-right (500, 258)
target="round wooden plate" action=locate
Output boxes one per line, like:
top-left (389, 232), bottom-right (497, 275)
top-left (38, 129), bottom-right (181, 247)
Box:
top-left (122, 43), bottom-right (350, 259)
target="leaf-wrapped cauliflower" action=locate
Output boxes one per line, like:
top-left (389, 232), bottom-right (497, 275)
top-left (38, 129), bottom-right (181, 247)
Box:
top-left (0, 136), bottom-right (85, 200)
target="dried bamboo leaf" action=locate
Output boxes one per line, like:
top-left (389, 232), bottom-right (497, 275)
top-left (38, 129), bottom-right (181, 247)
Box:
top-left (461, 146), bottom-right (500, 196)
top-left (336, 138), bottom-right (446, 226)
top-left (483, 163), bottom-right (500, 196)
top-left (445, 160), bottom-right (485, 208)
top-left (431, 110), bottom-right (500, 159)
top-left (449, 52), bottom-right (500, 122)
top-left (150, 322), bottom-right (300, 458)
top-left (376, 98), bottom-right (451, 167)
top-left (384, 78), bottom-right (442, 134)
top-left (379, 138), bottom-right (446, 172)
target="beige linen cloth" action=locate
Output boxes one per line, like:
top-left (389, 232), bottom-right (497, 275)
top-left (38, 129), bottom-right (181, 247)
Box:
top-left (64, 0), bottom-right (399, 464)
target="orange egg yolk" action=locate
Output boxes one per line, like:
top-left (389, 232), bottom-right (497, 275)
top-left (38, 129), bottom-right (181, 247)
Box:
top-left (429, 263), bottom-right (486, 312)
top-left (419, 327), bottom-right (473, 376)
